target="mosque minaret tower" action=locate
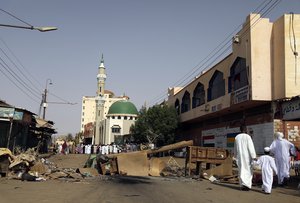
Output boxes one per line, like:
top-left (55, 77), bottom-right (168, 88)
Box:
top-left (94, 54), bottom-right (107, 144)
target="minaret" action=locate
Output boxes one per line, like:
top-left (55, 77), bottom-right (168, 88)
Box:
top-left (97, 54), bottom-right (106, 96)
top-left (95, 54), bottom-right (107, 145)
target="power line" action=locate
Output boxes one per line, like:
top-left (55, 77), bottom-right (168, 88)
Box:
top-left (0, 38), bottom-right (75, 111)
top-left (0, 46), bottom-right (42, 94)
top-left (0, 56), bottom-right (41, 99)
top-left (0, 61), bottom-right (40, 103)
top-left (0, 8), bottom-right (33, 27)
top-left (0, 37), bottom-right (43, 89)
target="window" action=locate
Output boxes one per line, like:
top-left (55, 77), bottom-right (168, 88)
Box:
top-left (192, 83), bottom-right (205, 108)
top-left (228, 57), bottom-right (248, 92)
top-left (181, 91), bottom-right (191, 113)
top-left (124, 116), bottom-right (127, 120)
top-left (118, 116), bottom-right (121, 119)
top-left (207, 71), bottom-right (225, 101)
top-left (112, 125), bottom-right (121, 133)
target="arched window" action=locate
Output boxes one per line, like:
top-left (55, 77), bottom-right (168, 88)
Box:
top-left (207, 71), bottom-right (225, 101)
top-left (228, 57), bottom-right (248, 92)
top-left (192, 83), bottom-right (205, 108)
top-left (181, 91), bottom-right (191, 113)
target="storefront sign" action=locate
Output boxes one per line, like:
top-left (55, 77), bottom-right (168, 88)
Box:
top-left (282, 98), bottom-right (300, 120)
top-left (232, 86), bottom-right (249, 104)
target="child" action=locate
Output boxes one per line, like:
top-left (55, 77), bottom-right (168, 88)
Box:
top-left (255, 147), bottom-right (278, 194)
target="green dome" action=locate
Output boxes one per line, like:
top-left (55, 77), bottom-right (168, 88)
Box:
top-left (108, 100), bottom-right (138, 115)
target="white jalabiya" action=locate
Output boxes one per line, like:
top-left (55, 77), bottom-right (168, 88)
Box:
top-left (269, 135), bottom-right (294, 184)
top-left (234, 133), bottom-right (257, 189)
top-left (103, 145), bottom-right (109, 155)
top-left (113, 144), bottom-right (118, 154)
top-left (255, 155), bottom-right (277, 193)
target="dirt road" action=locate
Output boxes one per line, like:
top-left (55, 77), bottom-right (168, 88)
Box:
top-left (0, 154), bottom-right (299, 203)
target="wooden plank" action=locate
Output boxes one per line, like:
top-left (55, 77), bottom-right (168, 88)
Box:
top-left (107, 140), bottom-right (193, 159)
top-left (117, 151), bottom-right (149, 176)
top-left (147, 140), bottom-right (193, 155)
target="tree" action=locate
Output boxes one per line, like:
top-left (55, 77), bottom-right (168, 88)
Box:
top-left (130, 104), bottom-right (179, 147)
top-left (74, 132), bottom-right (83, 145)
top-left (66, 133), bottom-right (74, 142)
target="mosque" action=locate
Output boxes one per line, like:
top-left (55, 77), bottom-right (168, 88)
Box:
top-left (80, 55), bottom-right (138, 145)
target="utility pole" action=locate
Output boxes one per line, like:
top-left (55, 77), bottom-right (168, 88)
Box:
top-left (42, 79), bottom-right (52, 119)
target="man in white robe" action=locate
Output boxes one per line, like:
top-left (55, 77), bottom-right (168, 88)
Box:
top-left (234, 125), bottom-right (257, 190)
top-left (269, 132), bottom-right (295, 186)
top-left (255, 147), bottom-right (277, 194)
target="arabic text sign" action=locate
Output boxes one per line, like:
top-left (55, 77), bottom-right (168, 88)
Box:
top-left (282, 99), bottom-right (300, 120)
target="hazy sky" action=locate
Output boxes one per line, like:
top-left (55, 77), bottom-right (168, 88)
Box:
top-left (0, 0), bottom-right (299, 135)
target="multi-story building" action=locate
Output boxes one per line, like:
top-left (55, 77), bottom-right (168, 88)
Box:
top-left (80, 55), bottom-right (138, 144)
top-left (80, 96), bottom-right (96, 133)
top-left (167, 13), bottom-right (300, 154)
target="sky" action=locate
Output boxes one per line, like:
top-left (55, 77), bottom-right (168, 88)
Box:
top-left (0, 0), bottom-right (299, 136)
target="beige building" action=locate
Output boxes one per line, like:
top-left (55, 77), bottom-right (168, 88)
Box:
top-left (80, 96), bottom-right (96, 133)
top-left (167, 13), bottom-right (300, 153)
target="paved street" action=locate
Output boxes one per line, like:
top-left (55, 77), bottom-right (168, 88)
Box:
top-left (0, 154), bottom-right (299, 203)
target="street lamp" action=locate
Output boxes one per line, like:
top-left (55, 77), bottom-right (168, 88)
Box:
top-left (0, 23), bottom-right (57, 32)
top-left (42, 79), bottom-right (52, 119)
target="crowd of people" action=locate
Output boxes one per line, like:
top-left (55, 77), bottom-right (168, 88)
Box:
top-left (73, 142), bottom-right (153, 155)
top-left (234, 125), bottom-right (299, 194)
top-left (53, 140), bottom-right (155, 155)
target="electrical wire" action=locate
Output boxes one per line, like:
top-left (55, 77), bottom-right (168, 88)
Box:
top-left (0, 37), bottom-right (43, 89)
top-left (48, 92), bottom-right (77, 105)
top-left (0, 56), bottom-right (41, 99)
top-left (0, 62), bottom-right (40, 103)
top-left (289, 12), bottom-right (298, 85)
top-left (0, 8), bottom-right (33, 27)
top-left (0, 46), bottom-right (42, 94)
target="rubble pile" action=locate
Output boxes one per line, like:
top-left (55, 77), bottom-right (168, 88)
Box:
top-left (1, 141), bottom-right (242, 186)
top-left (160, 157), bottom-right (186, 177)
top-left (0, 148), bottom-right (98, 182)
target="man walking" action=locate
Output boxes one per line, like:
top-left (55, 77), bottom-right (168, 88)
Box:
top-left (234, 125), bottom-right (257, 191)
top-left (269, 132), bottom-right (295, 186)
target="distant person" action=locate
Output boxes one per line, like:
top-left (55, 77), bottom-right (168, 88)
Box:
top-left (270, 132), bottom-right (295, 186)
top-left (234, 125), bottom-right (257, 191)
top-left (254, 147), bottom-right (277, 194)
top-left (62, 140), bottom-right (67, 155)
top-left (58, 143), bottom-right (62, 154)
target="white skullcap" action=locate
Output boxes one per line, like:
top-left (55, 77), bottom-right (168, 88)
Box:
top-left (264, 147), bottom-right (270, 152)
top-left (274, 132), bottom-right (284, 139)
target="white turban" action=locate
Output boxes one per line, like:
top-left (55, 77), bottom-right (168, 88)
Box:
top-left (264, 147), bottom-right (270, 152)
top-left (274, 132), bottom-right (284, 140)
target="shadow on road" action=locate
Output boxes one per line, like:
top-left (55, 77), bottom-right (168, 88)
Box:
top-left (112, 176), bottom-right (152, 185)
top-left (213, 181), bottom-right (300, 197)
